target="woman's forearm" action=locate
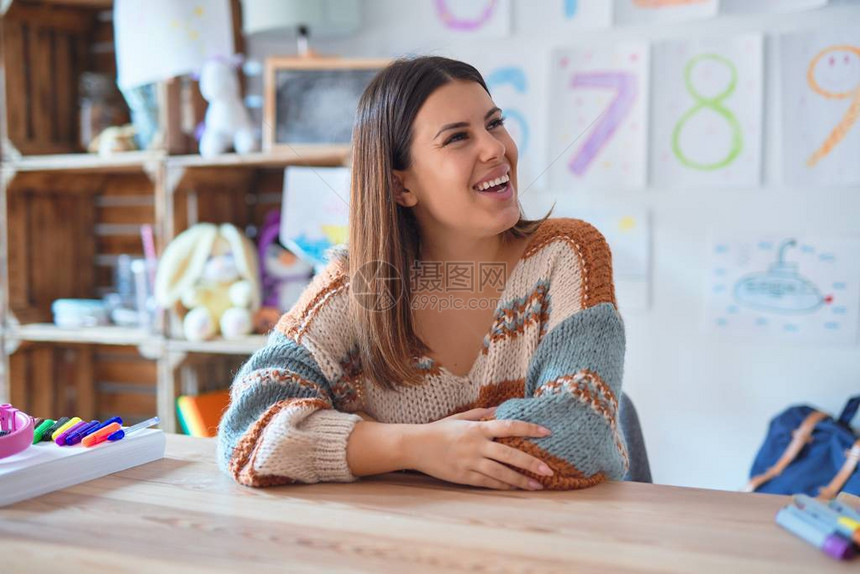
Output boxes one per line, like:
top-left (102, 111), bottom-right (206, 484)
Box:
top-left (346, 420), bottom-right (420, 477)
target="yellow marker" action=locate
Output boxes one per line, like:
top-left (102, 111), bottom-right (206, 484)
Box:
top-left (51, 417), bottom-right (82, 441)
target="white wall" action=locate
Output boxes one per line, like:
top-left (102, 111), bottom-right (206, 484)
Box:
top-left (249, 0), bottom-right (860, 491)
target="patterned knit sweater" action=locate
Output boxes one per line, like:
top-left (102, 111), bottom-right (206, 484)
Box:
top-left (217, 217), bottom-right (629, 490)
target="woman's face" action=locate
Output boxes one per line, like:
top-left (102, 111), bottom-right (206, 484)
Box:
top-left (393, 79), bottom-right (520, 240)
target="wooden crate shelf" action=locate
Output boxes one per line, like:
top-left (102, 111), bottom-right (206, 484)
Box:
top-left (7, 151), bottom-right (164, 174)
top-left (0, 0), bottom-right (337, 434)
top-left (12, 323), bottom-right (159, 347)
top-left (166, 335), bottom-right (268, 356)
top-left (166, 146), bottom-right (350, 171)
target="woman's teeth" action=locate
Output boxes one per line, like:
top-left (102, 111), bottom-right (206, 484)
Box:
top-left (474, 173), bottom-right (510, 192)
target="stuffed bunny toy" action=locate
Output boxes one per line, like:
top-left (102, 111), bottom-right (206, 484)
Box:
top-left (198, 57), bottom-right (258, 158)
top-left (155, 223), bottom-right (261, 341)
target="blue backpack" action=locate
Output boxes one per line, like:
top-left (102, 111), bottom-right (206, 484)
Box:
top-left (746, 395), bottom-right (860, 499)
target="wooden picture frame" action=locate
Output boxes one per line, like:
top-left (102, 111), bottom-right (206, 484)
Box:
top-left (263, 57), bottom-right (391, 152)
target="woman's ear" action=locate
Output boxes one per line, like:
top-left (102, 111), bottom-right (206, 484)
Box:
top-left (391, 171), bottom-right (418, 208)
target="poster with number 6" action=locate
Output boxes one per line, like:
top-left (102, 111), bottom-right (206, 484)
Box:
top-left (652, 34), bottom-right (764, 187)
top-left (781, 27), bottom-right (860, 186)
top-left (549, 44), bottom-right (649, 190)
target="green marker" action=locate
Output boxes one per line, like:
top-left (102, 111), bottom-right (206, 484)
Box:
top-left (32, 418), bottom-right (55, 444)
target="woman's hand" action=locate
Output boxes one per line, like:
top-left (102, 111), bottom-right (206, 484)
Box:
top-left (403, 407), bottom-right (555, 490)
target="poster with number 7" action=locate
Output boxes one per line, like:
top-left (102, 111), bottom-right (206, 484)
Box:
top-left (549, 44), bottom-right (649, 190)
top-left (781, 27), bottom-right (860, 186)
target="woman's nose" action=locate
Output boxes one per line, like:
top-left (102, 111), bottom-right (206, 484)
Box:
top-left (477, 129), bottom-right (506, 162)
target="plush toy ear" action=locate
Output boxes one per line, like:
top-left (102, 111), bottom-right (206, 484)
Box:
top-left (155, 223), bottom-right (218, 306)
top-left (219, 223), bottom-right (261, 311)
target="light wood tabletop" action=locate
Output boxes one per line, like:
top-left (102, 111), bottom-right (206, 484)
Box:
top-left (0, 434), bottom-right (854, 573)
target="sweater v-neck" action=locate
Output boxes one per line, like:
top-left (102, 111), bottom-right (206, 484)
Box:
top-left (418, 228), bottom-right (543, 381)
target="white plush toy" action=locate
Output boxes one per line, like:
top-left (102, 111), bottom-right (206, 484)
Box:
top-left (198, 58), bottom-right (258, 158)
top-left (155, 223), bottom-right (261, 341)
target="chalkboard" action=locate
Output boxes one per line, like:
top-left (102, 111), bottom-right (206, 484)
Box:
top-left (263, 58), bottom-right (390, 151)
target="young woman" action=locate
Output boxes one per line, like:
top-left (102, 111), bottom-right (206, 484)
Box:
top-left (217, 56), bottom-right (628, 491)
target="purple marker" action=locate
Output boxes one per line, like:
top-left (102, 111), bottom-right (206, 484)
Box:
top-left (64, 420), bottom-right (100, 446)
top-left (776, 505), bottom-right (854, 560)
top-left (55, 420), bottom-right (88, 445)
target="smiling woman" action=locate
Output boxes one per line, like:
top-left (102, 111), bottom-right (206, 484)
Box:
top-left (217, 56), bottom-right (629, 494)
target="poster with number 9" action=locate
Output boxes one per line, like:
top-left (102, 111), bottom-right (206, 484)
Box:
top-left (652, 34), bottom-right (764, 187)
top-left (549, 44), bottom-right (649, 190)
top-left (781, 27), bottom-right (860, 186)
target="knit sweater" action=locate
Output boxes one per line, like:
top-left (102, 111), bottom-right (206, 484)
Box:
top-left (217, 217), bottom-right (629, 490)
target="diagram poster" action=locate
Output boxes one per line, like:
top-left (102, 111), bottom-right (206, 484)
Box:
top-left (705, 236), bottom-right (860, 344)
top-left (652, 34), bottom-right (764, 187)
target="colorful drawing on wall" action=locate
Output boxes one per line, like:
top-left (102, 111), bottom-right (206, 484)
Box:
top-left (653, 35), bottom-right (763, 187)
top-left (115, 0), bottom-right (235, 89)
top-left (433, 0), bottom-right (511, 37)
top-left (461, 46), bottom-right (549, 192)
top-left (720, 0), bottom-right (827, 14)
top-left (782, 28), bottom-right (860, 185)
top-left (280, 167), bottom-right (351, 270)
top-left (549, 44), bottom-right (649, 189)
top-left (515, 0), bottom-right (612, 31)
top-left (615, 0), bottom-right (717, 24)
top-left (705, 236), bottom-right (860, 343)
top-left (575, 209), bottom-right (651, 311)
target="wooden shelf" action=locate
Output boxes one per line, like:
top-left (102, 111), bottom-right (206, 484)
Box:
top-left (166, 335), bottom-right (268, 355)
top-left (3, 151), bottom-right (164, 174)
top-left (166, 146), bottom-right (351, 170)
top-left (11, 323), bottom-right (159, 346)
top-left (12, 0), bottom-right (114, 9)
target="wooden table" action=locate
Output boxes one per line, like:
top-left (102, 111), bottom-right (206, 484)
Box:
top-left (0, 435), bottom-right (854, 573)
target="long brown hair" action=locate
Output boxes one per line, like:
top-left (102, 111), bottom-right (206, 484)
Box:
top-left (348, 56), bottom-right (553, 391)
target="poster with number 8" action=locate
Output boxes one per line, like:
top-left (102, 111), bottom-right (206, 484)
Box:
top-left (781, 27), bottom-right (860, 186)
top-left (652, 34), bottom-right (764, 187)
top-left (549, 44), bottom-right (649, 190)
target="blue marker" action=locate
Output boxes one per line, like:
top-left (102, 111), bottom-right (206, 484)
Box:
top-left (829, 499), bottom-right (860, 522)
top-left (775, 505), bottom-right (854, 560)
top-left (64, 420), bottom-right (100, 446)
top-left (794, 495), bottom-right (860, 545)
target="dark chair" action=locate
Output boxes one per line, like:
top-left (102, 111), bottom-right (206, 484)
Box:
top-left (619, 393), bottom-right (652, 483)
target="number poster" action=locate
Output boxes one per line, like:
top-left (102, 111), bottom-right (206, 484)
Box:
top-left (781, 27), bottom-right (860, 185)
top-left (549, 43), bottom-right (650, 189)
top-left (652, 34), bottom-right (764, 187)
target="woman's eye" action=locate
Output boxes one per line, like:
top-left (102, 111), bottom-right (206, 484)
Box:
top-left (443, 117), bottom-right (506, 146)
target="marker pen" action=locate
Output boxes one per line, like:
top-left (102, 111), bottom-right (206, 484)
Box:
top-left (775, 505), bottom-right (854, 560)
top-left (32, 419), bottom-right (55, 444)
top-left (40, 417), bottom-right (69, 441)
top-left (51, 417), bottom-right (82, 442)
top-left (82, 422), bottom-right (122, 447)
top-left (64, 420), bottom-right (100, 446)
top-left (55, 420), bottom-right (88, 445)
top-left (794, 495), bottom-right (860, 545)
top-left (829, 499), bottom-right (860, 523)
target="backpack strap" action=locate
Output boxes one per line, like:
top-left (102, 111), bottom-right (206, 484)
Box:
top-left (838, 395), bottom-right (860, 427)
top-left (818, 439), bottom-right (860, 500)
top-left (743, 411), bottom-right (828, 493)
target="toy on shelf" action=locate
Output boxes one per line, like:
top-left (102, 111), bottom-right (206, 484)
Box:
top-left (155, 223), bottom-right (261, 342)
top-left (198, 56), bottom-right (258, 158)
top-left (258, 210), bottom-right (314, 311)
